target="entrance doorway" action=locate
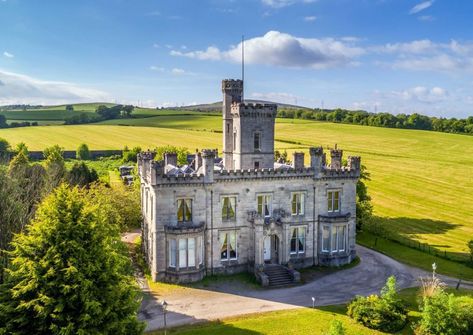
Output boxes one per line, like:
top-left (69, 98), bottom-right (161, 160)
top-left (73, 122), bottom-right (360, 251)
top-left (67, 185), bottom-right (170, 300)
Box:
top-left (263, 235), bottom-right (279, 264)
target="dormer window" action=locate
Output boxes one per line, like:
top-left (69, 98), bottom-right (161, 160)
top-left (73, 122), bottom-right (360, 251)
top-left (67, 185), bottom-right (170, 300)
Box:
top-left (254, 132), bottom-right (261, 151)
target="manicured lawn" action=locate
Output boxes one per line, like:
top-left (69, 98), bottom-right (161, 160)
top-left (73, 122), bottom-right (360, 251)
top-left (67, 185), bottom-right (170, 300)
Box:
top-left (1, 116), bottom-right (473, 262)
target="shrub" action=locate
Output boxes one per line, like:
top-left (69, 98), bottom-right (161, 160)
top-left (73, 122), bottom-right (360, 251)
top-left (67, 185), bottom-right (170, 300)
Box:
top-left (67, 162), bottom-right (99, 187)
top-left (416, 291), bottom-right (473, 335)
top-left (76, 143), bottom-right (90, 160)
top-left (154, 145), bottom-right (189, 165)
top-left (324, 319), bottom-right (345, 335)
top-left (468, 240), bottom-right (473, 263)
top-left (123, 146), bottom-right (142, 163)
top-left (347, 276), bottom-right (407, 332)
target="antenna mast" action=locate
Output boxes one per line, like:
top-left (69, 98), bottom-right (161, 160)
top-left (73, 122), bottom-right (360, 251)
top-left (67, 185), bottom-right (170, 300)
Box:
top-left (241, 35), bottom-right (244, 103)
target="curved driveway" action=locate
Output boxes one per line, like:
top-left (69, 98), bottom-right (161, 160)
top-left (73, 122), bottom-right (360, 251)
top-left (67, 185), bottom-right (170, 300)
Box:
top-left (139, 245), bottom-right (472, 332)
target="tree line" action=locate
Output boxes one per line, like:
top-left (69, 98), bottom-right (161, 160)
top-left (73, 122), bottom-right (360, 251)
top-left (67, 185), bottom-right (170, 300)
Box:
top-left (278, 108), bottom-right (473, 135)
top-left (65, 104), bottom-right (135, 125)
top-left (0, 115), bottom-right (39, 129)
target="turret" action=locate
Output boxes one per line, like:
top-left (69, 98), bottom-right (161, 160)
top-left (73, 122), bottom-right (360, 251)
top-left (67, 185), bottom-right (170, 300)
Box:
top-left (348, 156), bottom-right (361, 172)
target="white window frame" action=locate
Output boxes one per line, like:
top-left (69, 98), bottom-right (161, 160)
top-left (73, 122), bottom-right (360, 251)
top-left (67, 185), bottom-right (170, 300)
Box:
top-left (290, 226), bottom-right (306, 255)
top-left (291, 192), bottom-right (305, 216)
top-left (221, 196), bottom-right (237, 220)
top-left (177, 198), bottom-right (193, 223)
top-left (220, 231), bottom-right (238, 261)
top-left (327, 189), bottom-right (341, 213)
top-left (169, 239), bottom-right (176, 268)
top-left (321, 224), bottom-right (347, 253)
top-left (257, 193), bottom-right (272, 217)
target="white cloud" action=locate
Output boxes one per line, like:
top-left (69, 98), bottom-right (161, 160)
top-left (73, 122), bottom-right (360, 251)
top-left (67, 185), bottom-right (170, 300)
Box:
top-left (262, 0), bottom-right (316, 8)
top-left (3, 51), bottom-right (14, 58)
top-left (149, 66), bottom-right (165, 72)
top-left (418, 15), bottom-right (434, 21)
top-left (375, 39), bottom-right (437, 54)
top-left (391, 86), bottom-right (448, 103)
top-left (171, 68), bottom-right (186, 75)
top-left (171, 31), bottom-right (364, 69)
top-left (0, 69), bottom-right (109, 105)
top-left (304, 16), bottom-right (317, 22)
top-left (409, 1), bottom-right (434, 15)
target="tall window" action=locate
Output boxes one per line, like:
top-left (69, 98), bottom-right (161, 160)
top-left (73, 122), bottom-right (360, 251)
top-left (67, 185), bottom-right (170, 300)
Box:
top-left (290, 227), bottom-right (306, 254)
top-left (177, 199), bottom-right (192, 222)
top-left (150, 195), bottom-right (154, 220)
top-left (321, 225), bottom-right (346, 253)
top-left (291, 193), bottom-right (305, 215)
top-left (233, 131), bottom-right (237, 150)
top-left (220, 231), bottom-right (237, 260)
top-left (179, 239), bottom-right (187, 268)
top-left (254, 132), bottom-right (261, 151)
top-left (257, 194), bottom-right (272, 217)
top-left (169, 239), bottom-right (177, 267)
top-left (322, 226), bottom-right (330, 252)
top-left (222, 196), bottom-right (236, 220)
top-left (327, 190), bottom-right (341, 213)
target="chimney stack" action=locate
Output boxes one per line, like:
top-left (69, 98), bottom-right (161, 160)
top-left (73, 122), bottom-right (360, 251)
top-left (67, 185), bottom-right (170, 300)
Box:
top-left (202, 149), bottom-right (215, 183)
top-left (292, 152), bottom-right (305, 170)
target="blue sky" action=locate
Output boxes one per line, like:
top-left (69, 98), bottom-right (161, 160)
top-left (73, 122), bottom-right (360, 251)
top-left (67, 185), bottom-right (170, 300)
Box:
top-left (1, 0), bottom-right (472, 118)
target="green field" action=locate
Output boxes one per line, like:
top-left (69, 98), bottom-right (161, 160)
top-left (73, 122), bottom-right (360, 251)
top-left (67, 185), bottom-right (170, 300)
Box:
top-left (1, 113), bottom-right (473, 265)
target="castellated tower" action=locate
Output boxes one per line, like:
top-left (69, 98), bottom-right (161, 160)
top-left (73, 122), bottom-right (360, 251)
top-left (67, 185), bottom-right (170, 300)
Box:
top-left (231, 102), bottom-right (277, 170)
top-left (222, 79), bottom-right (243, 170)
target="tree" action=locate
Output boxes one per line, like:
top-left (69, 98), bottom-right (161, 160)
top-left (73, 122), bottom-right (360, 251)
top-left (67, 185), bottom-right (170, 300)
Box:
top-left (123, 146), bottom-right (142, 163)
top-left (154, 145), bottom-right (189, 165)
top-left (356, 165), bottom-right (373, 230)
top-left (121, 105), bottom-right (134, 118)
top-left (67, 162), bottom-right (98, 188)
top-left (43, 145), bottom-right (66, 191)
top-left (0, 138), bottom-right (10, 163)
top-left (0, 185), bottom-right (145, 334)
top-left (0, 115), bottom-right (7, 129)
top-left (65, 104), bottom-right (74, 112)
top-left (76, 143), bottom-right (90, 160)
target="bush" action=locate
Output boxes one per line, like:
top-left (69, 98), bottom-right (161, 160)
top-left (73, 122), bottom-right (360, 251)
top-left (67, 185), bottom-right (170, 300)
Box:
top-left (347, 276), bottom-right (407, 332)
top-left (76, 143), bottom-right (90, 160)
top-left (324, 320), bottom-right (345, 335)
top-left (123, 146), bottom-right (142, 163)
top-left (416, 291), bottom-right (473, 335)
top-left (67, 162), bottom-right (99, 187)
top-left (154, 145), bottom-right (189, 165)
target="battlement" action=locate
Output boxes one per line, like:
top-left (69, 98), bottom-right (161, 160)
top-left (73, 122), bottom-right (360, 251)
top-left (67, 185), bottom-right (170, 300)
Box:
top-left (230, 102), bottom-right (277, 118)
top-left (222, 79), bottom-right (243, 92)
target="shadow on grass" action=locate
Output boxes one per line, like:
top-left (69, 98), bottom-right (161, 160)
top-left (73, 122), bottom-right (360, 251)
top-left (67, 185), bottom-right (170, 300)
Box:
top-left (366, 216), bottom-right (468, 262)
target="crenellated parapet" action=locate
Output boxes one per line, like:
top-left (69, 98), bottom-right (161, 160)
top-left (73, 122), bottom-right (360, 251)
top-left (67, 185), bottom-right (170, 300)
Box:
top-left (230, 102), bottom-right (277, 118)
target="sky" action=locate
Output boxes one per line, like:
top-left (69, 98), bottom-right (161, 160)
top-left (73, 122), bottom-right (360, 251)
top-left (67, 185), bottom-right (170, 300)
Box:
top-left (1, 0), bottom-right (473, 118)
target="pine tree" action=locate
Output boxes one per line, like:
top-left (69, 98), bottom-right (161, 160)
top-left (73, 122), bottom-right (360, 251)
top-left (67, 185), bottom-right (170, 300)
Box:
top-left (0, 185), bottom-right (144, 334)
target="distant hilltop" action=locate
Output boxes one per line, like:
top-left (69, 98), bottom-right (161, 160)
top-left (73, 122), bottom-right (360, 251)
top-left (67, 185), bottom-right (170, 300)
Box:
top-left (167, 100), bottom-right (311, 112)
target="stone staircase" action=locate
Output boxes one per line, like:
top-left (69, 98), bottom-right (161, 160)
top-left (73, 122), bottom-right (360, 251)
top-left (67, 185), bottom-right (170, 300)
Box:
top-left (264, 264), bottom-right (295, 287)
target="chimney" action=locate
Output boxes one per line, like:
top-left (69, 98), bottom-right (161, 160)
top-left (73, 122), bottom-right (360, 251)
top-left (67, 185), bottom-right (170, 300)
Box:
top-left (164, 152), bottom-right (177, 167)
top-left (195, 152), bottom-right (202, 171)
top-left (330, 149), bottom-right (343, 170)
top-left (309, 147), bottom-right (324, 176)
top-left (201, 149), bottom-right (215, 183)
top-left (292, 152), bottom-right (305, 170)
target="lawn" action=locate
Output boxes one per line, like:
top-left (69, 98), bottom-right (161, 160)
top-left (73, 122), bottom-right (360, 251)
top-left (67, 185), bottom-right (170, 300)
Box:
top-left (1, 115), bottom-right (473, 266)
top-left (145, 287), bottom-right (473, 335)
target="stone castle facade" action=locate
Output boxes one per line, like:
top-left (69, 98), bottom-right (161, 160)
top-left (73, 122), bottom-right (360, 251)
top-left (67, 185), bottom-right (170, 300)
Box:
top-left (138, 79), bottom-right (361, 284)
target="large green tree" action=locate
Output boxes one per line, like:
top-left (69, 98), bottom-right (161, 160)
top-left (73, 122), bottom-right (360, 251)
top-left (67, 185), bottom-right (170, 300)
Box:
top-left (0, 185), bottom-right (144, 334)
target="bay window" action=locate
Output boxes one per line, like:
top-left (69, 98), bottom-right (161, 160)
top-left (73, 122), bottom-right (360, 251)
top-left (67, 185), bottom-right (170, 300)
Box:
top-left (169, 237), bottom-right (200, 269)
top-left (321, 225), bottom-right (347, 253)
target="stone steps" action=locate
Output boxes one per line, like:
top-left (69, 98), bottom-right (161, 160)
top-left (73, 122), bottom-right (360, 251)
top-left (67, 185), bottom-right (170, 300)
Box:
top-left (264, 265), bottom-right (294, 287)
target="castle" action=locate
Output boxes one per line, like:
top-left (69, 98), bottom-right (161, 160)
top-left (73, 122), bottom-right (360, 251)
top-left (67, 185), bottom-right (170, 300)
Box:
top-left (138, 79), bottom-right (361, 285)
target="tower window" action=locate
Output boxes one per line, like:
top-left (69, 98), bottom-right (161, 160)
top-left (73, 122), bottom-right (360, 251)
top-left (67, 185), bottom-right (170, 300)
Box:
top-left (254, 161), bottom-right (260, 169)
top-left (254, 132), bottom-right (261, 151)
top-left (233, 131), bottom-right (237, 150)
